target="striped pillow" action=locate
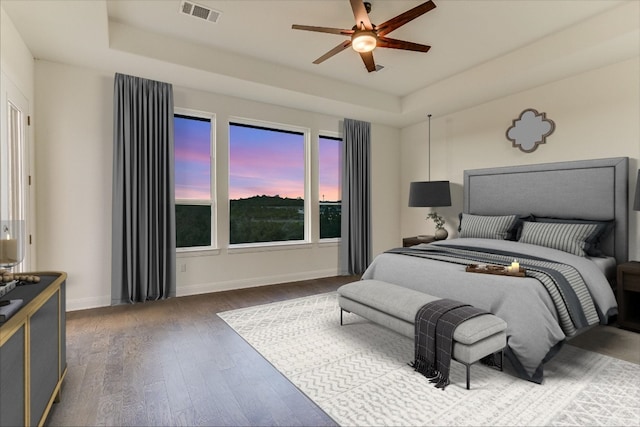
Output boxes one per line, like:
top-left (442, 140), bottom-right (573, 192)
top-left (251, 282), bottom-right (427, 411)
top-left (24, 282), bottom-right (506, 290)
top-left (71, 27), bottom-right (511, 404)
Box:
top-left (531, 216), bottom-right (613, 256)
top-left (459, 214), bottom-right (518, 240)
top-left (518, 221), bottom-right (600, 257)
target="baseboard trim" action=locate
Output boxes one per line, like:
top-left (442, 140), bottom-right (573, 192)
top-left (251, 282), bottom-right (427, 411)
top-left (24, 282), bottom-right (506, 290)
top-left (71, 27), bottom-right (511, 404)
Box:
top-left (66, 295), bottom-right (111, 312)
top-left (65, 268), bottom-right (340, 311)
top-left (177, 268), bottom-right (340, 297)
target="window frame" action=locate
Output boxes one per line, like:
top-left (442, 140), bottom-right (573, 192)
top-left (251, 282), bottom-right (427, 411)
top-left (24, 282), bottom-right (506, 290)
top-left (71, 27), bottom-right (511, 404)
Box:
top-left (228, 117), bottom-right (311, 249)
top-left (174, 108), bottom-right (217, 253)
top-left (318, 132), bottom-right (342, 243)
top-left (0, 75), bottom-right (31, 271)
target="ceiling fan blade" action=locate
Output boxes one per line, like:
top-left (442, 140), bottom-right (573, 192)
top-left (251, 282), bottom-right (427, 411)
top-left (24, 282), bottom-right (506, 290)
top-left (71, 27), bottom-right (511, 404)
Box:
top-left (349, 0), bottom-right (373, 30)
top-left (292, 24), bottom-right (354, 36)
top-left (377, 0), bottom-right (436, 37)
top-left (313, 40), bottom-right (352, 64)
top-left (377, 36), bottom-right (431, 52)
top-left (359, 51), bottom-right (377, 73)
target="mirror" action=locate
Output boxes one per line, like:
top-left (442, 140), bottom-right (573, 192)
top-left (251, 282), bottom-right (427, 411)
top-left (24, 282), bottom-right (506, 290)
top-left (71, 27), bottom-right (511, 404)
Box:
top-left (506, 109), bottom-right (555, 153)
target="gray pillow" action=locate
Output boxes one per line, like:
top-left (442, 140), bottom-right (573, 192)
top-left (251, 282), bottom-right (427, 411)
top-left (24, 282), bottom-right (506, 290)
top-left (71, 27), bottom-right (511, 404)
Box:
top-left (459, 214), bottom-right (519, 240)
top-left (518, 221), bottom-right (601, 257)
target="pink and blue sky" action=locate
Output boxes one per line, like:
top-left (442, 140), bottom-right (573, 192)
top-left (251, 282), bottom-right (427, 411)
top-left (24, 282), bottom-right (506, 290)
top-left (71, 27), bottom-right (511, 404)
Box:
top-left (318, 136), bottom-right (341, 202)
top-left (229, 124), bottom-right (304, 199)
top-left (175, 117), bottom-right (341, 201)
top-left (175, 115), bottom-right (211, 200)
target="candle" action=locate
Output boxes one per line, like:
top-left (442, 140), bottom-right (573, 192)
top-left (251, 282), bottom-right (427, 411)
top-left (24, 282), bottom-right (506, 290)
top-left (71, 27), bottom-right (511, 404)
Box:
top-left (0, 239), bottom-right (18, 264)
top-left (511, 260), bottom-right (520, 272)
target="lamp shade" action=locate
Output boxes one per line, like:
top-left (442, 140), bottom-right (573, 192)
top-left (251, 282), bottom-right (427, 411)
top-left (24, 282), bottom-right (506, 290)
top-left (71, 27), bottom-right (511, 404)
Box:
top-left (634, 169), bottom-right (640, 211)
top-left (408, 181), bottom-right (452, 207)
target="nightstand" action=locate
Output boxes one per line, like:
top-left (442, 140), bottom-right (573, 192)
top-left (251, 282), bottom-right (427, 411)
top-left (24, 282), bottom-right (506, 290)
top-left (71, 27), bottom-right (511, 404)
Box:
top-left (402, 235), bottom-right (435, 247)
top-left (616, 261), bottom-right (640, 332)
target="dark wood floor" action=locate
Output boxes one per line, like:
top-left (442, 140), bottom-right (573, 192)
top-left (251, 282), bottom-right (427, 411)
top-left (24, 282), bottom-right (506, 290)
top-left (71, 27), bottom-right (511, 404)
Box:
top-left (46, 275), bottom-right (359, 427)
top-left (46, 274), bottom-right (639, 426)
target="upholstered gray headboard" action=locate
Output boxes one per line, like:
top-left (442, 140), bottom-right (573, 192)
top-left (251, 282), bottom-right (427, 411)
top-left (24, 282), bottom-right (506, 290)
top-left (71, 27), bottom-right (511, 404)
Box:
top-left (463, 157), bottom-right (629, 264)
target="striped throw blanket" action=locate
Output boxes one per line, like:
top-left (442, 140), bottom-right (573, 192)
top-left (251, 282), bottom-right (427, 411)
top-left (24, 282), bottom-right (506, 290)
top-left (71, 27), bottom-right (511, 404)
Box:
top-left (410, 299), bottom-right (488, 390)
top-left (388, 244), bottom-right (600, 336)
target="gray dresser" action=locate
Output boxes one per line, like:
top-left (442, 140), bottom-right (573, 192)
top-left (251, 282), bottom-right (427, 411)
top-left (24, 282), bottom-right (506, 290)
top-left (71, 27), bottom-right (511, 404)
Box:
top-left (0, 272), bottom-right (67, 427)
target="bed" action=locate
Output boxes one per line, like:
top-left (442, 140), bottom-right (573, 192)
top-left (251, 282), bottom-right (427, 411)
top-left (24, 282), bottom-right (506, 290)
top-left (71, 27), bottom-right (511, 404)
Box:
top-left (361, 157), bottom-right (628, 383)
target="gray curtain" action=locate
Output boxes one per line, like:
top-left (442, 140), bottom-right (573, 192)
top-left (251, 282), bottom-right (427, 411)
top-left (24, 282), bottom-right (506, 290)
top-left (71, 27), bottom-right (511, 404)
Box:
top-left (340, 118), bottom-right (371, 275)
top-left (112, 73), bottom-right (176, 304)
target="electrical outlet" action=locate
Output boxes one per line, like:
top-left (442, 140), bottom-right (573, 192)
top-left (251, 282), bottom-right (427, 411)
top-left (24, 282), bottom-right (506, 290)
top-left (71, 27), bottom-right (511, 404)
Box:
top-left (180, 263), bottom-right (187, 273)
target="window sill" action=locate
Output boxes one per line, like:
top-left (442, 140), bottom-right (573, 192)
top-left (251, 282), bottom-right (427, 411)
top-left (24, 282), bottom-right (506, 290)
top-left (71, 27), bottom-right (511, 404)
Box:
top-left (177, 247), bottom-right (221, 257)
top-left (177, 239), bottom-right (341, 256)
top-left (228, 241), bottom-right (313, 254)
top-left (318, 239), bottom-right (340, 247)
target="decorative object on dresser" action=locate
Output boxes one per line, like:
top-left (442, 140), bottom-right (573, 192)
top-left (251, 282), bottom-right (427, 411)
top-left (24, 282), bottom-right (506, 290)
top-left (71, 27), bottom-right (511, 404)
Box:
top-left (506, 108), bottom-right (555, 153)
top-left (617, 262), bottom-right (640, 332)
top-left (0, 299), bottom-right (23, 323)
top-left (0, 221), bottom-right (25, 269)
top-left (0, 272), bottom-right (67, 427)
top-left (408, 114), bottom-right (451, 240)
top-left (0, 269), bottom-right (40, 301)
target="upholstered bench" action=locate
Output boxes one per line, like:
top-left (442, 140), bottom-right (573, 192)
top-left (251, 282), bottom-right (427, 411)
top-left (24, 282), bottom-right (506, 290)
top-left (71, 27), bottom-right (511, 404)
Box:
top-left (337, 279), bottom-right (507, 389)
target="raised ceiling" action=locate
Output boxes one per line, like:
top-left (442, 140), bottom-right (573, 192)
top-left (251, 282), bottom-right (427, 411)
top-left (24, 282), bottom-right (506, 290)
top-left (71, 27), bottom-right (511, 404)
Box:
top-left (2, 0), bottom-right (638, 127)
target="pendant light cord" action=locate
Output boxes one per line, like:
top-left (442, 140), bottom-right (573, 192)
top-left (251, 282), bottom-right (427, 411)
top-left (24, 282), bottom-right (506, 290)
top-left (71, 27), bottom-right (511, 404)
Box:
top-left (427, 113), bottom-right (432, 181)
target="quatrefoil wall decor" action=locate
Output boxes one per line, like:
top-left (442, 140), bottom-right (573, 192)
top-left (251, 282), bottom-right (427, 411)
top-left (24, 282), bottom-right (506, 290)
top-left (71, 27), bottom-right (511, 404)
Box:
top-left (506, 109), bottom-right (555, 153)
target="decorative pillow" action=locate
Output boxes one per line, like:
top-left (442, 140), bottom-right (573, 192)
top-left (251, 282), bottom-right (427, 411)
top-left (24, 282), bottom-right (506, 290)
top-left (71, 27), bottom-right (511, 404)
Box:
top-left (459, 213), bottom-right (520, 240)
top-left (518, 221), bottom-right (603, 257)
top-left (530, 216), bottom-right (614, 256)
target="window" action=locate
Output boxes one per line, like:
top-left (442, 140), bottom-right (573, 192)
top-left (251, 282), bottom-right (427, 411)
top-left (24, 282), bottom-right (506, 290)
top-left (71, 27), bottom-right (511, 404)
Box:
top-left (319, 135), bottom-right (342, 239)
top-left (174, 112), bottom-right (214, 249)
top-left (229, 120), bottom-right (308, 245)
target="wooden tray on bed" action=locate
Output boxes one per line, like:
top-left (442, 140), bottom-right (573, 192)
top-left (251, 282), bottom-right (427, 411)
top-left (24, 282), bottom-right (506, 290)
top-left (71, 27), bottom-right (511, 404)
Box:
top-left (465, 264), bottom-right (526, 277)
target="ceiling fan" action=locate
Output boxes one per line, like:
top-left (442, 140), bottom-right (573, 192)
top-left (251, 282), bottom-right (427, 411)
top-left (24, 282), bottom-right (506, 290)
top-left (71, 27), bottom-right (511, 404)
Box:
top-left (292, 0), bottom-right (436, 73)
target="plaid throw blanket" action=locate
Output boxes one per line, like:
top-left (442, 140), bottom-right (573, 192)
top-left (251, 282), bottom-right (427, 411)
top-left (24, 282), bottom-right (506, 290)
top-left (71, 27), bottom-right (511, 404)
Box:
top-left (410, 299), bottom-right (489, 390)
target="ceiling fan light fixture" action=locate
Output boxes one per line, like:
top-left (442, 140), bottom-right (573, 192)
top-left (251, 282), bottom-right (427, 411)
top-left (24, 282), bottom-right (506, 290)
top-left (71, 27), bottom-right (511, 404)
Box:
top-left (291, 0), bottom-right (436, 72)
top-left (351, 30), bottom-right (377, 53)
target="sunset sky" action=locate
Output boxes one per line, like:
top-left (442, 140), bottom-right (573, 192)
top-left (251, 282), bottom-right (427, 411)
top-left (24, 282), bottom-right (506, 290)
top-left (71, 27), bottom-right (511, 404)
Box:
top-left (175, 115), bottom-right (211, 200)
top-left (229, 124), bottom-right (304, 200)
top-left (175, 117), bottom-right (341, 201)
top-left (318, 136), bottom-right (341, 202)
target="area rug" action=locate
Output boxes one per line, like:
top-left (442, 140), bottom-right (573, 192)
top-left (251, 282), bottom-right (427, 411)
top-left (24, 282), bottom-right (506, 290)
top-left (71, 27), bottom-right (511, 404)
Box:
top-left (218, 292), bottom-right (640, 426)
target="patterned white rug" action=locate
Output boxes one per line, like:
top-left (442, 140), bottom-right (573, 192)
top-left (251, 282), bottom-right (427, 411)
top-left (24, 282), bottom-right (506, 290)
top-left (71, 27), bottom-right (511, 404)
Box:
top-left (218, 292), bottom-right (640, 426)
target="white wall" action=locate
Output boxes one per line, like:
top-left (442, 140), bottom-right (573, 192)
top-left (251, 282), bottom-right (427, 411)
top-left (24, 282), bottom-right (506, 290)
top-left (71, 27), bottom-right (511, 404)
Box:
top-left (33, 60), bottom-right (401, 310)
top-left (0, 8), bottom-right (33, 99)
top-left (401, 57), bottom-right (640, 260)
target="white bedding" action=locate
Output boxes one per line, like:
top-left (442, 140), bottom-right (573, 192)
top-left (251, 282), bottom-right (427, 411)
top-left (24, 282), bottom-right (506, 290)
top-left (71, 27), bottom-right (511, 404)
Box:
top-left (587, 255), bottom-right (617, 283)
top-left (361, 238), bottom-right (618, 383)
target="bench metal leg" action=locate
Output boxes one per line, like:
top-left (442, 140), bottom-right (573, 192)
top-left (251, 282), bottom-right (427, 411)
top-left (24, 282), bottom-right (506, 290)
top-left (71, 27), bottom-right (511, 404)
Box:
top-left (466, 364), bottom-right (471, 390)
top-left (339, 308), bottom-right (354, 326)
top-left (463, 349), bottom-right (504, 390)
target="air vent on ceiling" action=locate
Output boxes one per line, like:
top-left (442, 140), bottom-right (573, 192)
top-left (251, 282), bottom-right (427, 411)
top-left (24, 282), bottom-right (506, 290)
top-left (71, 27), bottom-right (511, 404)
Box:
top-left (179, 1), bottom-right (221, 23)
